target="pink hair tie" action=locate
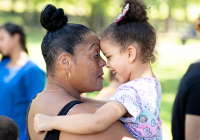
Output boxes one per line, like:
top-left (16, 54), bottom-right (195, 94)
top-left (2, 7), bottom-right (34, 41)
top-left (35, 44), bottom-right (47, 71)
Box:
top-left (113, 3), bottom-right (130, 23)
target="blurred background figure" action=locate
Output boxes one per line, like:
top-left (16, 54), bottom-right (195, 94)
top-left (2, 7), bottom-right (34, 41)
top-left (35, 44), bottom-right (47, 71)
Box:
top-left (180, 24), bottom-right (198, 45)
top-left (96, 71), bottom-right (121, 100)
top-left (194, 16), bottom-right (200, 37)
top-left (0, 115), bottom-right (19, 140)
top-left (172, 15), bottom-right (200, 140)
top-left (0, 23), bottom-right (46, 135)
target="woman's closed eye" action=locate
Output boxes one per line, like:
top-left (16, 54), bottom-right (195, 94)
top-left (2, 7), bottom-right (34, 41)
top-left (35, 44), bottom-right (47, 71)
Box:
top-left (94, 54), bottom-right (100, 59)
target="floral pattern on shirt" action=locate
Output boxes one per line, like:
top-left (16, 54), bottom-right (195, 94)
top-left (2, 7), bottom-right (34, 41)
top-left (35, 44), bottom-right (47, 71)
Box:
top-left (109, 77), bottom-right (162, 140)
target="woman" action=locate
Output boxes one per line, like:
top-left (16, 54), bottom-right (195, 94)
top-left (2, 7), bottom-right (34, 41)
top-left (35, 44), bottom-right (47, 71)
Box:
top-left (0, 23), bottom-right (46, 134)
top-left (27, 4), bottom-right (136, 140)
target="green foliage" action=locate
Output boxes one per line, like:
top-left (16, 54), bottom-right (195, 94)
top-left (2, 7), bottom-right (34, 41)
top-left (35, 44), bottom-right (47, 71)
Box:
top-left (1, 0), bottom-right (200, 33)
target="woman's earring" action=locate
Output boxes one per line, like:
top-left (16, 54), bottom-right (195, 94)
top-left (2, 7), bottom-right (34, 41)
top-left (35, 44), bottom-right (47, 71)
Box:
top-left (66, 72), bottom-right (70, 81)
top-left (68, 72), bottom-right (70, 81)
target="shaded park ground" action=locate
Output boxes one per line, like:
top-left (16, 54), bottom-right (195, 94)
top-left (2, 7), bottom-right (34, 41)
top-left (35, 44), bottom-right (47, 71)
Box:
top-left (21, 30), bottom-right (200, 140)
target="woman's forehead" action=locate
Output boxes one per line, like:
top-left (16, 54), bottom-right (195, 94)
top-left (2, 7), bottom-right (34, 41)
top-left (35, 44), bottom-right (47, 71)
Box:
top-left (82, 34), bottom-right (100, 50)
top-left (74, 34), bottom-right (100, 54)
top-left (85, 34), bottom-right (100, 45)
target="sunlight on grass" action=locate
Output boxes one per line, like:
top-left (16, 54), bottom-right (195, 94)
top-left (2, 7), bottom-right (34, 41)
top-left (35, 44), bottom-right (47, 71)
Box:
top-left (162, 120), bottom-right (172, 140)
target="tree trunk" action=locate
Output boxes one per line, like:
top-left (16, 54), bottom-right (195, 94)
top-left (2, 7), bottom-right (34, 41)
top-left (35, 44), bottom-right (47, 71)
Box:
top-left (84, 3), bottom-right (105, 34)
top-left (166, 5), bottom-right (172, 33)
top-left (10, 0), bottom-right (16, 15)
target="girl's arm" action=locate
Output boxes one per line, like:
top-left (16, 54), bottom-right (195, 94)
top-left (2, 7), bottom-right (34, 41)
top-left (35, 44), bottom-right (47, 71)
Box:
top-left (34, 101), bottom-right (127, 134)
top-left (80, 96), bottom-right (107, 105)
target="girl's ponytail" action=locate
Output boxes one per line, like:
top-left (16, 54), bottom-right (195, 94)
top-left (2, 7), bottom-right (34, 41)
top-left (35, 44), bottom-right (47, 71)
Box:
top-left (122, 0), bottom-right (148, 22)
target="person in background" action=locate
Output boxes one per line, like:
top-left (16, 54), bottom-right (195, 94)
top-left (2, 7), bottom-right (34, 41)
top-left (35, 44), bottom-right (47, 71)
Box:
top-left (96, 71), bottom-right (121, 100)
top-left (172, 15), bottom-right (200, 140)
top-left (0, 116), bottom-right (19, 140)
top-left (194, 16), bottom-right (200, 37)
top-left (0, 23), bottom-right (46, 135)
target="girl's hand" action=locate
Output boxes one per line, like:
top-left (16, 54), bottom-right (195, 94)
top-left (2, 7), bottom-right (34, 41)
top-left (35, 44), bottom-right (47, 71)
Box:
top-left (34, 113), bottom-right (54, 134)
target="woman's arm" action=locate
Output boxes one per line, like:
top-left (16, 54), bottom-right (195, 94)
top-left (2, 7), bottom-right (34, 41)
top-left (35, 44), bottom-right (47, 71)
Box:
top-left (34, 101), bottom-right (127, 134)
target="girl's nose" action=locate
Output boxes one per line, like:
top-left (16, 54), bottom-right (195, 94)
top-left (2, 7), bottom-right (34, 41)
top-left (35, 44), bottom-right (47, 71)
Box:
top-left (106, 61), bottom-right (110, 68)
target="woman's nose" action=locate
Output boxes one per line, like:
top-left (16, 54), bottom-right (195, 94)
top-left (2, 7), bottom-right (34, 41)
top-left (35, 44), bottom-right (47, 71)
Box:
top-left (99, 57), bottom-right (106, 68)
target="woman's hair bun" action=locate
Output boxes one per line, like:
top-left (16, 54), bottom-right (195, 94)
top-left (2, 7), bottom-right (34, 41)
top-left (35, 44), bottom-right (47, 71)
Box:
top-left (123, 0), bottom-right (149, 22)
top-left (40, 4), bottom-right (68, 31)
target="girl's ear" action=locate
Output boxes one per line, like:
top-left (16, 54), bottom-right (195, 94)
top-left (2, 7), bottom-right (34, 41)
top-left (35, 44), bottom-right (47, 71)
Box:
top-left (58, 53), bottom-right (71, 72)
top-left (127, 45), bottom-right (137, 63)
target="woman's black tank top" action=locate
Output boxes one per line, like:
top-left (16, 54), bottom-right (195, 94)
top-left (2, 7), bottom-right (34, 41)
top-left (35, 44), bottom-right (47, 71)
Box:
top-left (26, 100), bottom-right (83, 140)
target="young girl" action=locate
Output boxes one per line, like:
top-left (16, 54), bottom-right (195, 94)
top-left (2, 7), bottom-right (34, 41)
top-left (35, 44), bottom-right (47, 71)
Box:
top-left (34, 0), bottom-right (162, 139)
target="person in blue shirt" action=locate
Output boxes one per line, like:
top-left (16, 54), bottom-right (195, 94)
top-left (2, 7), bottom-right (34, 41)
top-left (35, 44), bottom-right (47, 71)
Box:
top-left (0, 23), bottom-right (46, 135)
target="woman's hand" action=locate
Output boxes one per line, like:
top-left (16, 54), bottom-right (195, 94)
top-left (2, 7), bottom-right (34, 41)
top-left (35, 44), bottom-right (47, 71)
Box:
top-left (34, 113), bottom-right (54, 134)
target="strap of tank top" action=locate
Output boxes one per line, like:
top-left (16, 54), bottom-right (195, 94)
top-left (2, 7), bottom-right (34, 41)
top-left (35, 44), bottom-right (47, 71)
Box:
top-left (26, 100), bottom-right (83, 140)
top-left (44, 100), bottom-right (83, 140)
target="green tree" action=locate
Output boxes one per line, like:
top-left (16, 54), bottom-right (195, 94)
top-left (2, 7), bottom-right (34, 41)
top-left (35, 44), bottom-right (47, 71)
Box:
top-left (64, 0), bottom-right (122, 33)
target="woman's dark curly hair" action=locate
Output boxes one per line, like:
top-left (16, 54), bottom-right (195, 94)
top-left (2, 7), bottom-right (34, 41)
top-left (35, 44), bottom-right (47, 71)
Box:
top-left (102, 0), bottom-right (157, 63)
top-left (40, 4), bottom-right (93, 76)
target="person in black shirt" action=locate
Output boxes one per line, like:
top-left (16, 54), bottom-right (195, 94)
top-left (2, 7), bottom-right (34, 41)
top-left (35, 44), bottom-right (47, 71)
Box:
top-left (172, 16), bottom-right (200, 140)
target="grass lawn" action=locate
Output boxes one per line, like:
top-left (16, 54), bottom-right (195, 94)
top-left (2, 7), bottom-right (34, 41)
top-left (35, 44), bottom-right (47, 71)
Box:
top-left (27, 32), bottom-right (200, 140)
